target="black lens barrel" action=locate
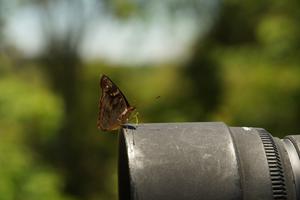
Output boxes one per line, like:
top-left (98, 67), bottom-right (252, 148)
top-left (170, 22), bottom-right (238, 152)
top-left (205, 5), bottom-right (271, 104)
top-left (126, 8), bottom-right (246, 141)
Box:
top-left (118, 122), bottom-right (299, 200)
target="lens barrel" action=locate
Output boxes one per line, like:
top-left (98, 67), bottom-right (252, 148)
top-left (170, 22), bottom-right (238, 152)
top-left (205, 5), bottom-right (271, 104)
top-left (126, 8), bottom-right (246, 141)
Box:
top-left (118, 122), bottom-right (300, 200)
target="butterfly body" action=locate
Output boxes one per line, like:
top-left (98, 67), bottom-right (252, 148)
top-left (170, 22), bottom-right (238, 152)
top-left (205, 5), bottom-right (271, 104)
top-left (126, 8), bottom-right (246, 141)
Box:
top-left (98, 75), bottom-right (135, 131)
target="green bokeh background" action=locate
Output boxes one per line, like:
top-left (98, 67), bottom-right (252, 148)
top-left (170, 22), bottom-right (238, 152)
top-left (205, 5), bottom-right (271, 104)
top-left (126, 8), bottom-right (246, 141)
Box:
top-left (0, 0), bottom-right (300, 199)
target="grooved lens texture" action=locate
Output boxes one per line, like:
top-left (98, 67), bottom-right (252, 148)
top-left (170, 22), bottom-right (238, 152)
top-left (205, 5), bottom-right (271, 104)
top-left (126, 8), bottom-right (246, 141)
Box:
top-left (258, 130), bottom-right (287, 200)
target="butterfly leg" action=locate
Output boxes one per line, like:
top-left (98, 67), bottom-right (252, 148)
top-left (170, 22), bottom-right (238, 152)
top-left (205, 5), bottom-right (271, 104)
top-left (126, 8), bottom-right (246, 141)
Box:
top-left (134, 112), bottom-right (139, 126)
top-left (127, 111), bottom-right (139, 127)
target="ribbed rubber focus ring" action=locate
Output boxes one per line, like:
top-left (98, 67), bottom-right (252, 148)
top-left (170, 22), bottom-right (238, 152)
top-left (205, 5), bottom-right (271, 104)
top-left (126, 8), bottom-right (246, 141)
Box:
top-left (258, 129), bottom-right (287, 200)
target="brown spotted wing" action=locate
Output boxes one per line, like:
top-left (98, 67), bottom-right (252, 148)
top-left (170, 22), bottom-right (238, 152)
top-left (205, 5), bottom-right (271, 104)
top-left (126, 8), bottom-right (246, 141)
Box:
top-left (97, 75), bottom-right (135, 131)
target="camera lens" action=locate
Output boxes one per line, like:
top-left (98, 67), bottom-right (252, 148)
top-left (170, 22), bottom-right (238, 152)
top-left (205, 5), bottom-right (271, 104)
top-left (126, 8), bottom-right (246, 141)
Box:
top-left (118, 122), bottom-right (299, 200)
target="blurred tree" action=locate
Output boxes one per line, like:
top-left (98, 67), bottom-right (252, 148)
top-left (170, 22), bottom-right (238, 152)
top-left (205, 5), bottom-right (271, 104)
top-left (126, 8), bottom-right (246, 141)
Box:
top-left (183, 39), bottom-right (222, 121)
top-left (29, 0), bottom-right (116, 199)
top-left (210, 0), bottom-right (300, 136)
top-left (181, 0), bottom-right (260, 120)
top-left (0, 71), bottom-right (72, 200)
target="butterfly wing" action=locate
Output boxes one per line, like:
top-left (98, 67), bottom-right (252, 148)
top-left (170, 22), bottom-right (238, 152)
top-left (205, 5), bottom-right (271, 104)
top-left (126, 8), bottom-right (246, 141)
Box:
top-left (98, 75), bottom-right (135, 131)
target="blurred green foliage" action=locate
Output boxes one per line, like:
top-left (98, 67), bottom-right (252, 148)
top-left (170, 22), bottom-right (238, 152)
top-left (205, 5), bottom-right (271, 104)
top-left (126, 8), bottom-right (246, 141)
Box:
top-left (0, 0), bottom-right (300, 199)
top-left (0, 62), bottom-right (71, 200)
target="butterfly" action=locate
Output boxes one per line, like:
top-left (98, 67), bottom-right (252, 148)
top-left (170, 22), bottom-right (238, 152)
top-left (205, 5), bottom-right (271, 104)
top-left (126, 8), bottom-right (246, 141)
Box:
top-left (97, 75), bottom-right (136, 131)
